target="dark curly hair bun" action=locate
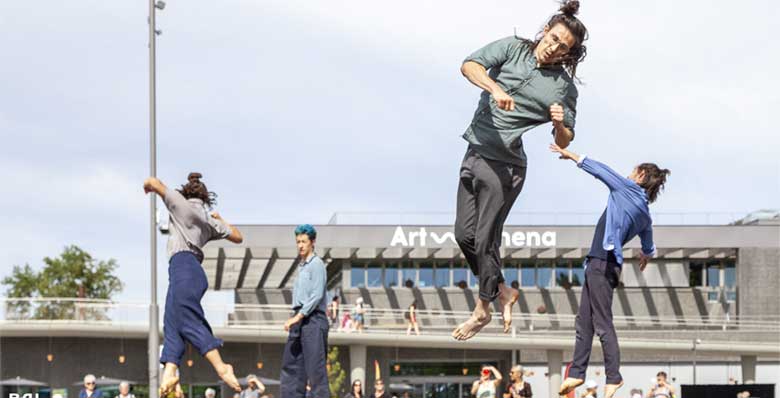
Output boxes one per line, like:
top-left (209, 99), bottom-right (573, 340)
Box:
top-left (559, 0), bottom-right (580, 17)
top-left (188, 172), bottom-right (203, 184)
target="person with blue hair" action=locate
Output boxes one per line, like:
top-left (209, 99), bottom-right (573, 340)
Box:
top-left (280, 224), bottom-right (331, 398)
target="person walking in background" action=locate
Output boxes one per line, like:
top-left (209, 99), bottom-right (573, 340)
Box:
top-left (353, 297), bottom-right (366, 333)
top-left (471, 366), bottom-right (502, 398)
top-left (405, 300), bottom-right (420, 336)
top-left (79, 375), bottom-right (103, 398)
top-left (280, 224), bottom-right (330, 398)
top-left (552, 144), bottom-right (670, 398)
top-left (144, 173), bottom-right (243, 395)
top-left (503, 365), bottom-right (532, 398)
top-left (328, 296), bottom-right (341, 328)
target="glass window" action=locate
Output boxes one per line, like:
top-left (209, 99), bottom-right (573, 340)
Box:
top-left (468, 270), bottom-right (479, 288)
top-left (366, 263), bottom-right (382, 287)
top-left (537, 262), bottom-right (553, 288)
top-left (689, 262), bottom-right (704, 287)
top-left (706, 261), bottom-right (721, 287)
top-left (401, 262), bottom-right (416, 288)
top-left (521, 262), bottom-right (535, 287)
top-left (571, 265), bottom-right (584, 287)
top-left (385, 262), bottom-right (399, 287)
top-left (503, 262), bottom-right (519, 288)
top-left (350, 263), bottom-right (365, 288)
top-left (724, 261), bottom-right (736, 288)
top-left (434, 262), bottom-right (450, 288)
top-left (555, 261), bottom-right (570, 287)
top-left (452, 263), bottom-right (469, 288)
top-left (725, 290), bottom-right (737, 302)
top-left (418, 262), bottom-right (434, 287)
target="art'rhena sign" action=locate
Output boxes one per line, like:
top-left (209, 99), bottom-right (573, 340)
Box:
top-left (389, 226), bottom-right (556, 248)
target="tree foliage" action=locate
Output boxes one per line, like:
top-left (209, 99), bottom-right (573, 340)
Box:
top-left (2, 245), bottom-right (123, 320)
top-left (327, 346), bottom-right (347, 398)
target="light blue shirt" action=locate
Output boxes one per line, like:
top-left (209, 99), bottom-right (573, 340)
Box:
top-left (579, 156), bottom-right (657, 265)
top-left (291, 254), bottom-right (327, 317)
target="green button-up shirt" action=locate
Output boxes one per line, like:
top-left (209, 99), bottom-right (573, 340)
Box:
top-left (462, 36), bottom-right (578, 166)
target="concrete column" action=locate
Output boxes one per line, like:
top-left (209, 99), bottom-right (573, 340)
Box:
top-left (342, 261), bottom-right (352, 291)
top-left (741, 355), bottom-right (757, 384)
top-left (350, 344), bottom-right (367, 384)
top-left (547, 350), bottom-right (563, 398)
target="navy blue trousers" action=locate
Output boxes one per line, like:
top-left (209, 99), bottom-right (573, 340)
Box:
top-left (569, 257), bottom-right (623, 384)
top-left (280, 311), bottom-right (330, 398)
top-left (160, 251), bottom-right (222, 366)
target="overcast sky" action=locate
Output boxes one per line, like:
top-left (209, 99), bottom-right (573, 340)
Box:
top-left (1, 0), bottom-right (777, 303)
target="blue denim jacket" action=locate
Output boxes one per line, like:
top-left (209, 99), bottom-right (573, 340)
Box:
top-left (579, 157), bottom-right (656, 265)
top-left (292, 254), bottom-right (327, 317)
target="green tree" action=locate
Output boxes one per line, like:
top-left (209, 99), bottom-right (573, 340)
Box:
top-left (2, 245), bottom-right (123, 320)
top-left (327, 346), bottom-right (347, 398)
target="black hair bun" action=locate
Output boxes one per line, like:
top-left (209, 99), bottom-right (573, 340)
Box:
top-left (187, 172), bottom-right (203, 183)
top-left (559, 0), bottom-right (580, 16)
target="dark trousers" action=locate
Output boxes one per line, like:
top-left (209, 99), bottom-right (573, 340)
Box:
top-left (280, 311), bottom-right (330, 398)
top-left (160, 252), bottom-right (223, 366)
top-left (569, 257), bottom-right (623, 384)
top-left (454, 147), bottom-right (526, 301)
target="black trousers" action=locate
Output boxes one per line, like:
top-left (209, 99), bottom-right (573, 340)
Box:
top-left (454, 147), bottom-right (526, 301)
top-left (280, 311), bottom-right (330, 398)
top-left (569, 257), bottom-right (623, 384)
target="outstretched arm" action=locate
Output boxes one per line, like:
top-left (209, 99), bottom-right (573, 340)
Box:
top-left (549, 144), bottom-right (628, 192)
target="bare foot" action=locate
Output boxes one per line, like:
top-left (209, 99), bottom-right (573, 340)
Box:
top-left (159, 367), bottom-right (179, 397)
top-left (174, 383), bottom-right (184, 398)
top-left (604, 381), bottom-right (624, 398)
top-left (558, 377), bottom-right (584, 395)
top-left (498, 285), bottom-right (519, 333)
top-left (216, 363), bottom-right (241, 392)
top-left (451, 311), bottom-right (491, 341)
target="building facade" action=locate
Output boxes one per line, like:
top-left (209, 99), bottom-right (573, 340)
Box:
top-left (2, 215), bottom-right (779, 398)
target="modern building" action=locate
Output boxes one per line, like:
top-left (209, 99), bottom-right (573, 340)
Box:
top-left (2, 211), bottom-right (779, 398)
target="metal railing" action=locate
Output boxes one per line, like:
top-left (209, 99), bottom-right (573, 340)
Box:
top-left (3, 299), bottom-right (779, 340)
top-left (327, 211), bottom-right (753, 226)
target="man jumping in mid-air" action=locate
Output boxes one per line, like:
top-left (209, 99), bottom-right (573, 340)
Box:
top-left (453, 0), bottom-right (588, 341)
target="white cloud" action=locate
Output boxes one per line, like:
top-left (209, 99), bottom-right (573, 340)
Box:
top-left (0, 0), bottom-right (777, 301)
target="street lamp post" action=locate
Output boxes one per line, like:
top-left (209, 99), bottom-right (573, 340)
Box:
top-left (692, 338), bottom-right (701, 385)
top-left (148, 1), bottom-right (165, 397)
